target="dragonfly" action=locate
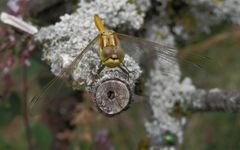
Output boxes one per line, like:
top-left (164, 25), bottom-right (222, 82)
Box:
top-left (30, 14), bottom-right (212, 114)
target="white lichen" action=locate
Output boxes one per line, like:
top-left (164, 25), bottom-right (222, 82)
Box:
top-left (143, 19), bottom-right (204, 149)
top-left (192, 0), bottom-right (240, 24)
top-left (155, 0), bottom-right (240, 36)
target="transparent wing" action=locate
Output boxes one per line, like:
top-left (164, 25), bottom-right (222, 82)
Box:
top-left (29, 35), bottom-right (99, 115)
top-left (117, 33), bottom-right (215, 77)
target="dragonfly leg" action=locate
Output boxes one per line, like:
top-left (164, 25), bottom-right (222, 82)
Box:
top-left (119, 64), bottom-right (131, 81)
top-left (94, 62), bottom-right (105, 79)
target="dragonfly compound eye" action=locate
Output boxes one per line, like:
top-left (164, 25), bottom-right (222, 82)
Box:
top-left (116, 48), bottom-right (124, 60)
top-left (102, 47), bottom-right (113, 58)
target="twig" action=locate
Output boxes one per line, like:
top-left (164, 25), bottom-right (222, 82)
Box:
top-left (180, 27), bottom-right (240, 58)
top-left (189, 89), bottom-right (240, 112)
top-left (0, 12), bottom-right (38, 35)
top-left (22, 65), bottom-right (34, 150)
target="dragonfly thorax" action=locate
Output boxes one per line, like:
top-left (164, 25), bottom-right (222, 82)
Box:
top-left (100, 31), bottom-right (117, 48)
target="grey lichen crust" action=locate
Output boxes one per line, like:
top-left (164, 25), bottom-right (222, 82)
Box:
top-left (144, 38), bottom-right (193, 148)
top-left (34, 0), bottom-right (145, 91)
top-left (143, 19), bottom-right (207, 149)
top-left (191, 0), bottom-right (240, 25)
top-left (156, 0), bottom-right (240, 37)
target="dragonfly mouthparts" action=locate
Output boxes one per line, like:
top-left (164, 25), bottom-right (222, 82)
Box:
top-left (111, 54), bottom-right (118, 59)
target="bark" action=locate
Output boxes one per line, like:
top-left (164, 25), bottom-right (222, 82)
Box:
top-left (94, 78), bottom-right (132, 115)
top-left (196, 89), bottom-right (240, 112)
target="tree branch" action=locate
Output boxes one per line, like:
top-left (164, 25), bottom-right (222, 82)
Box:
top-left (191, 89), bottom-right (240, 112)
top-left (94, 78), bottom-right (132, 115)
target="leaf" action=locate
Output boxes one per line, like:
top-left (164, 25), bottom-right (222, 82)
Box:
top-left (0, 92), bottom-right (21, 127)
top-left (32, 122), bottom-right (53, 150)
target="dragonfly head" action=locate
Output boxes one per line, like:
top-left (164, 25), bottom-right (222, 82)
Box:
top-left (100, 46), bottom-right (125, 68)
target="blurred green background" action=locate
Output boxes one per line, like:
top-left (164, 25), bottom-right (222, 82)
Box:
top-left (0, 0), bottom-right (240, 150)
top-left (180, 25), bottom-right (240, 150)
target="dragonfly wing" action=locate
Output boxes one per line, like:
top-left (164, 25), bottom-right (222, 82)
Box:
top-left (117, 33), bottom-right (213, 77)
top-left (29, 35), bottom-right (99, 115)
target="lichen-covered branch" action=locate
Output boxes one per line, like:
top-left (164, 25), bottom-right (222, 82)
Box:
top-left (188, 89), bottom-right (240, 112)
top-left (34, 0), bottom-right (144, 92)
